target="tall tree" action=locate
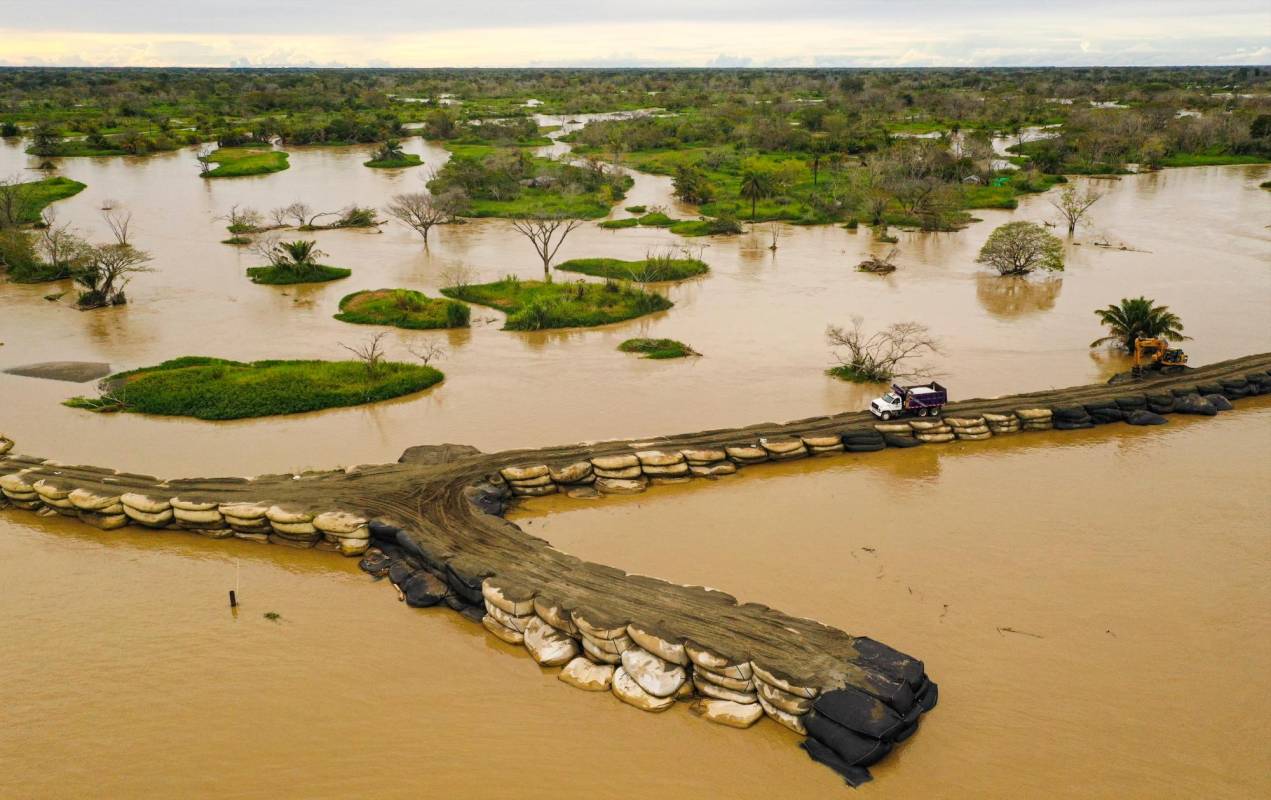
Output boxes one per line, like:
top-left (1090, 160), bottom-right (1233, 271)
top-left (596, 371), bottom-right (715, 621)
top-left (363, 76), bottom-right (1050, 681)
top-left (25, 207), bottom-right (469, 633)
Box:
top-left (1090, 297), bottom-right (1189, 351)
top-left (510, 214), bottom-right (584, 281)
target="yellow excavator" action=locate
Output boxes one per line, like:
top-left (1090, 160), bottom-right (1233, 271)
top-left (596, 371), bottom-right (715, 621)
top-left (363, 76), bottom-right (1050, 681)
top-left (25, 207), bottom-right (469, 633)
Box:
top-left (1132, 338), bottom-right (1188, 378)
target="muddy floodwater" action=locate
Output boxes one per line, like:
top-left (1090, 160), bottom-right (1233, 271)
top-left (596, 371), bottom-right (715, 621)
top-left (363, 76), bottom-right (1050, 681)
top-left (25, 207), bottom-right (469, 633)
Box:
top-left (1, 126), bottom-right (1270, 798)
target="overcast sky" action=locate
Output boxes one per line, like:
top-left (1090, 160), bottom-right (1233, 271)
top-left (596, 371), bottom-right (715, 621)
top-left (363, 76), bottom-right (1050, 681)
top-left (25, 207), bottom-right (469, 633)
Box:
top-left (1, 1), bottom-right (1267, 68)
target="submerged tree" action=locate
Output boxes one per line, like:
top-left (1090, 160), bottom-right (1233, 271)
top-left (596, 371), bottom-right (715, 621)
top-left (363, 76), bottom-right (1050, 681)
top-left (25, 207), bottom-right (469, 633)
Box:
top-left (738, 167), bottom-right (775, 221)
top-left (1090, 297), bottom-right (1189, 352)
top-left (510, 214), bottom-right (585, 281)
top-left (976, 221), bottom-right (1064, 276)
top-left (373, 139), bottom-right (406, 162)
top-left (826, 316), bottom-right (942, 383)
top-left (387, 191), bottom-right (451, 247)
top-left (1049, 184), bottom-right (1103, 234)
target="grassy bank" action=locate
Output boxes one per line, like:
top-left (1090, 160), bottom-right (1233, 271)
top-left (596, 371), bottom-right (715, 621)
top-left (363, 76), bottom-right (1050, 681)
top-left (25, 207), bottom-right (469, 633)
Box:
top-left (247, 264), bottom-right (351, 284)
top-left (556, 257), bottom-right (708, 282)
top-left (618, 338), bottom-right (699, 359)
top-left (364, 153), bottom-right (423, 169)
top-left (1157, 153), bottom-right (1271, 167)
top-left (8, 176), bottom-right (86, 223)
top-left (335, 288), bottom-right (470, 329)
top-left (64, 356), bottom-right (444, 420)
top-left (204, 148), bottom-right (290, 178)
top-left (441, 276), bottom-right (671, 330)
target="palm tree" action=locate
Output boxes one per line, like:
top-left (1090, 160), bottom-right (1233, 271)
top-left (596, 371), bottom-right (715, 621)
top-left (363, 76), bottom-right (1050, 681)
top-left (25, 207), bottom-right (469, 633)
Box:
top-left (279, 239), bottom-right (324, 275)
top-left (375, 139), bottom-right (405, 162)
top-left (738, 169), bottom-right (774, 221)
top-left (1090, 297), bottom-right (1189, 351)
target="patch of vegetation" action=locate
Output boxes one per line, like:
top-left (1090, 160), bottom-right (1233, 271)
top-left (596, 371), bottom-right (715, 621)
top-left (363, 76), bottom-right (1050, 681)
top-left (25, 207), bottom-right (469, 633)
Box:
top-left (556, 256), bottom-right (708, 282)
top-left (668, 216), bottom-right (743, 237)
top-left (1, 176), bottom-right (86, 224)
top-left (247, 264), bottom-right (350, 285)
top-left (624, 205), bottom-right (647, 213)
top-left (264, 612), bottom-right (282, 621)
top-left (28, 129), bottom-right (200, 157)
top-left (364, 140), bottom-right (423, 169)
top-left (618, 338), bottom-right (699, 359)
top-left (64, 356), bottom-right (444, 420)
top-left (441, 276), bottom-right (672, 330)
top-left (1156, 152), bottom-right (1270, 167)
top-left (221, 236), bottom-right (251, 245)
top-left (598, 217), bottom-right (639, 229)
top-left (203, 148), bottom-right (289, 178)
top-left (335, 289), bottom-right (471, 329)
top-left (637, 211), bottom-right (676, 227)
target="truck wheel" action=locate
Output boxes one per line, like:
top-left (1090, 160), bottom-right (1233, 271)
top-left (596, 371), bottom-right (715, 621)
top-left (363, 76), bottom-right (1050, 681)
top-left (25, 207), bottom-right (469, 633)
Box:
top-left (917, 408), bottom-right (929, 417)
top-left (880, 412), bottom-right (891, 421)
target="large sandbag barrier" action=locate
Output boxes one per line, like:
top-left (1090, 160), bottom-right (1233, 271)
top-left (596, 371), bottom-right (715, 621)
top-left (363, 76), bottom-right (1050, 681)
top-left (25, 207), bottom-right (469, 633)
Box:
top-left (2, 355), bottom-right (1270, 788)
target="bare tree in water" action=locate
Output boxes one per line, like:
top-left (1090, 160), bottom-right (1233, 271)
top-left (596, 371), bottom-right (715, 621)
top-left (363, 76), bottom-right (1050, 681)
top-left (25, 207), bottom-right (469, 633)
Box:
top-left (1049, 184), bottom-right (1103, 235)
top-left (827, 316), bottom-right (942, 382)
top-left (510, 214), bottom-right (585, 281)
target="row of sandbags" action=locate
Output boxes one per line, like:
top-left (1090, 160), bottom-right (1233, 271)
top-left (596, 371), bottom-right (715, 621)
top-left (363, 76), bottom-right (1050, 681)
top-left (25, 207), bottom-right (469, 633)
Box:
top-left (0, 461), bottom-right (371, 556)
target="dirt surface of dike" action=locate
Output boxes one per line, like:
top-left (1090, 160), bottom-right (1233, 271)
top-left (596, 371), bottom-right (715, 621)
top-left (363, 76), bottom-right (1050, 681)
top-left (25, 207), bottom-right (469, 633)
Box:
top-left (4, 354), bottom-right (1268, 699)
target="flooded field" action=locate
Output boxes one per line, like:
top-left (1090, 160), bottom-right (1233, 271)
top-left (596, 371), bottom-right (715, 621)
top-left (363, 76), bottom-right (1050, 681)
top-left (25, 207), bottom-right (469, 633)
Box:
top-left (1, 127), bottom-right (1270, 799)
top-left (2, 401), bottom-right (1268, 798)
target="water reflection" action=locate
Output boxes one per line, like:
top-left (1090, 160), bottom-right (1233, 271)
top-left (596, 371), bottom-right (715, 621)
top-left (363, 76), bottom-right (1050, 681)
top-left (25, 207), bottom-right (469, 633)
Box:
top-left (974, 273), bottom-right (1064, 318)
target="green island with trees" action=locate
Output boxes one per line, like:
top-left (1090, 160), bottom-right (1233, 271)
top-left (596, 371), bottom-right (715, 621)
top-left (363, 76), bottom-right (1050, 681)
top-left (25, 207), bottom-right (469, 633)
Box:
top-left (246, 238), bottom-right (350, 284)
top-left (0, 176), bottom-right (86, 226)
top-left (556, 254), bottom-right (709, 282)
top-left (441, 275), bottom-right (672, 330)
top-left (64, 356), bottom-right (444, 420)
top-left (618, 338), bottom-right (700, 359)
top-left (335, 288), bottom-right (471, 329)
top-left (364, 140), bottom-right (423, 169)
top-left (200, 147), bottom-right (290, 178)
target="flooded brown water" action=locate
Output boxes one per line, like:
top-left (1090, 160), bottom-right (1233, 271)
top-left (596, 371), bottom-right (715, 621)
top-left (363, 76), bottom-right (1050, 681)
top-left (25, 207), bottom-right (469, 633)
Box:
top-left (1, 129), bottom-right (1270, 798)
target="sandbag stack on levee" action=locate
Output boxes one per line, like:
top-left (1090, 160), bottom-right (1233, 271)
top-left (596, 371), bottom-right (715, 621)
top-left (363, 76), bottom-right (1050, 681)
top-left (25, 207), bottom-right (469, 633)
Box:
top-left (945, 415), bottom-right (990, 441)
top-left (908, 419), bottom-right (954, 443)
top-left (592, 454), bottom-right (647, 494)
top-left (682, 447), bottom-right (736, 476)
top-left (982, 412), bottom-right (1020, 434)
top-left (1015, 407), bottom-right (1054, 431)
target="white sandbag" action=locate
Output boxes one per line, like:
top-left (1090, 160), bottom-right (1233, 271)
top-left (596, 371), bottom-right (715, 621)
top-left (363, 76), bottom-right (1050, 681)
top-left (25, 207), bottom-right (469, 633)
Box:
top-left (760, 438), bottom-right (806, 456)
top-left (983, 412), bottom-right (1016, 424)
top-left (225, 516), bottom-right (271, 532)
top-left (592, 454), bottom-right (639, 471)
top-left (219, 502), bottom-right (268, 520)
top-left (908, 419), bottom-right (946, 431)
top-left (627, 622), bottom-right (689, 666)
top-left (123, 506), bottom-right (174, 527)
top-left (641, 462), bottom-right (690, 477)
top-left (549, 461), bottom-right (594, 484)
top-left (3, 490), bottom-right (39, 502)
top-left (636, 450), bottom-right (684, 467)
top-left (508, 473), bottom-right (555, 488)
top-left (801, 434), bottom-right (842, 448)
top-left (313, 511), bottom-right (368, 535)
top-left (685, 641), bottom-right (752, 679)
top-left (915, 432), bottom-right (955, 443)
top-left (485, 603), bottom-right (534, 634)
top-left (872, 423), bottom-right (913, 435)
top-left (612, 667), bottom-right (675, 712)
top-left (122, 493), bottom-right (171, 514)
top-left (593, 465), bottom-right (643, 480)
top-left (1015, 407), bottom-right (1053, 420)
top-left (0, 437), bottom-right (12, 455)
top-left (234, 532), bottom-right (271, 544)
top-left (558, 657), bottom-right (614, 691)
top-left (695, 665), bottom-right (755, 692)
top-left (501, 464), bottom-right (549, 481)
top-left (40, 496), bottom-right (76, 510)
top-left (171, 497), bottom-right (218, 512)
top-left (756, 678), bottom-right (813, 714)
top-left (482, 579), bottom-right (537, 616)
top-left (757, 693), bottom-right (807, 734)
top-left (173, 507), bottom-right (224, 525)
top-left (81, 512), bottom-right (129, 531)
top-left (582, 632), bottom-right (634, 656)
top-left (512, 484), bottom-right (558, 497)
top-left (533, 597), bottom-right (579, 636)
top-left (691, 675), bottom-right (757, 704)
top-left (692, 698), bottom-right (764, 729)
top-left (725, 445), bottom-right (767, 462)
top-left (750, 663), bottom-right (820, 699)
top-left (680, 448), bottom-right (727, 464)
top-left (33, 480), bottom-right (71, 501)
top-left (595, 477), bottom-right (647, 495)
top-left (68, 488), bottom-right (120, 511)
top-left (338, 538), bottom-right (369, 557)
top-left (481, 613), bottom-right (525, 645)
top-left (945, 416), bottom-right (985, 428)
top-left (581, 637), bottom-right (623, 664)
top-left (621, 648), bottom-right (687, 697)
top-left (573, 609), bottom-right (630, 640)
top-left (270, 520), bottom-right (317, 536)
top-left (956, 431), bottom-right (993, 441)
top-left (809, 444), bottom-right (846, 454)
top-left (523, 616), bottom-right (580, 666)
top-left (0, 472), bottom-right (34, 494)
top-left (266, 505), bottom-right (313, 525)
top-left (688, 463), bottom-right (737, 477)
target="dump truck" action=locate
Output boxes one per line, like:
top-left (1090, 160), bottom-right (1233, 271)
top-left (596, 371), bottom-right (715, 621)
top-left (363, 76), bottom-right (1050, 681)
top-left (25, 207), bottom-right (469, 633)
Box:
top-left (869, 382), bottom-right (947, 420)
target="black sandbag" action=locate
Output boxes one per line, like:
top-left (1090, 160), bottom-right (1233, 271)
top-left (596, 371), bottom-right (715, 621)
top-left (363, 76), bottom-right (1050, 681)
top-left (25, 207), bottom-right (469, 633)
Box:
top-left (369, 519), bottom-right (402, 543)
top-left (800, 738), bottom-right (874, 788)
top-left (1126, 410), bottom-right (1168, 426)
top-left (388, 560), bottom-right (421, 587)
top-left (1083, 400), bottom-right (1117, 413)
top-left (402, 570), bottom-right (450, 607)
top-left (358, 549), bottom-right (393, 577)
top-left (882, 433), bottom-right (923, 448)
top-left (916, 680), bottom-right (939, 712)
top-left (1146, 393), bottom-right (1175, 413)
top-left (891, 702), bottom-right (925, 743)
top-left (845, 442), bottom-right (887, 453)
top-left (1052, 404), bottom-right (1089, 421)
top-left (1196, 382), bottom-right (1223, 396)
top-left (1205, 394), bottom-right (1233, 411)
top-left (458, 604), bottom-right (486, 624)
top-left (444, 558), bottom-right (489, 604)
top-left (1114, 395), bottom-right (1147, 411)
top-left (1053, 420), bottom-right (1094, 430)
top-left (1088, 409), bottom-right (1123, 424)
top-left (813, 687), bottom-right (906, 740)
top-left (1170, 386), bottom-right (1199, 398)
top-left (1175, 394), bottom-right (1217, 416)
top-left (805, 713), bottom-right (894, 767)
top-left (854, 636), bottom-right (927, 690)
top-left (841, 429), bottom-right (884, 444)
